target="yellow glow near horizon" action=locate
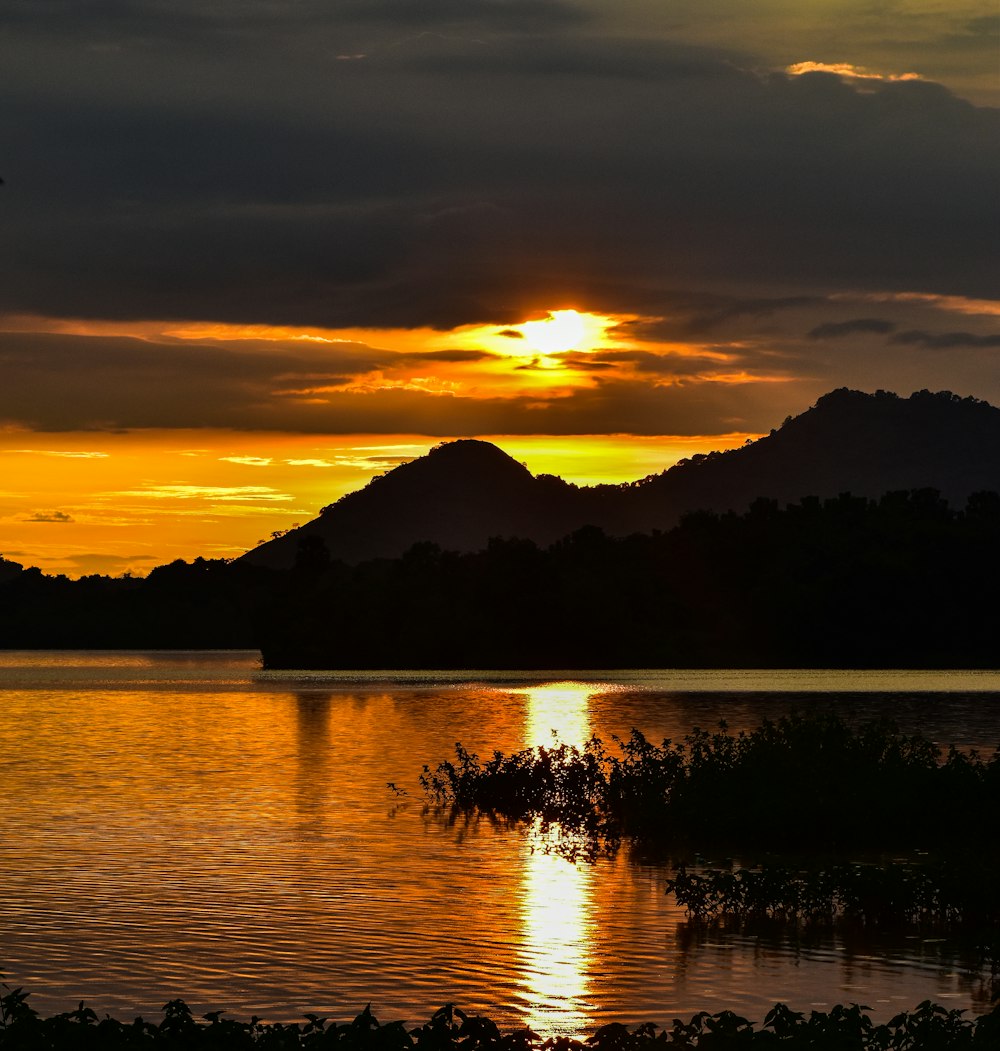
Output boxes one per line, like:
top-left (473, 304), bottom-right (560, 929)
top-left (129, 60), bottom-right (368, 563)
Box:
top-left (0, 431), bottom-right (759, 578)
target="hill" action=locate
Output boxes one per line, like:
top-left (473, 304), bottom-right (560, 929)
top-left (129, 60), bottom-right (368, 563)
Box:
top-left (243, 388), bottom-right (1000, 569)
top-left (243, 438), bottom-right (594, 569)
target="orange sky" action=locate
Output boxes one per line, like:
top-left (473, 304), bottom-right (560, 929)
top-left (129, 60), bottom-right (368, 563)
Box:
top-left (4, 293), bottom-right (999, 578)
top-left (0, 428), bottom-right (756, 577)
top-left (1, 309), bottom-right (768, 576)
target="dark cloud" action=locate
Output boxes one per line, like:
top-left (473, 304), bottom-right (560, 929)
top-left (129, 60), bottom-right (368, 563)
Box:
top-left (1, 1), bottom-right (999, 450)
top-left (890, 330), bottom-right (1000, 349)
top-left (964, 15), bottom-right (1000, 37)
top-left (591, 349), bottom-right (744, 377)
top-left (1, 19), bottom-right (997, 332)
top-left (619, 294), bottom-right (823, 341)
top-left (399, 349), bottom-right (495, 363)
top-left (261, 375), bottom-right (812, 437)
top-left (0, 331), bottom-right (392, 431)
top-left (555, 356), bottom-right (619, 372)
top-left (339, 0), bottom-right (589, 32)
top-left (26, 510), bottom-right (74, 522)
top-left (0, 0), bottom-right (588, 44)
top-left (808, 318), bottom-right (897, 339)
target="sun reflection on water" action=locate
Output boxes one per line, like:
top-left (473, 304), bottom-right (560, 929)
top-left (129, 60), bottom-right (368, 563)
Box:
top-left (521, 844), bottom-right (594, 1036)
top-left (517, 682), bottom-right (596, 1035)
top-left (522, 682), bottom-right (594, 749)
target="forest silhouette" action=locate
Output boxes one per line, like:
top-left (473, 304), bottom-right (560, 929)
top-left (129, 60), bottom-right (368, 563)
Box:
top-left (3, 387), bottom-right (1000, 666)
top-left (244, 388), bottom-right (1000, 570)
top-left (2, 485), bottom-right (999, 667)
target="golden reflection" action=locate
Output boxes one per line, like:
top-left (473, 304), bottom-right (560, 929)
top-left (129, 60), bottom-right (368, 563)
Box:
top-left (517, 681), bottom-right (596, 1035)
top-left (521, 844), bottom-right (593, 1036)
top-left (522, 682), bottom-right (593, 749)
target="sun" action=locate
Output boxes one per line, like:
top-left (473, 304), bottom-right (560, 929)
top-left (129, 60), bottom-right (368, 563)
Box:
top-left (515, 310), bottom-right (608, 355)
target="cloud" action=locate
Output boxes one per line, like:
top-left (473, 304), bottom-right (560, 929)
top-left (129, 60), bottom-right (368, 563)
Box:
top-left (116, 484), bottom-right (295, 501)
top-left (338, 0), bottom-right (588, 32)
top-left (5, 448), bottom-right (109, 458)
top-left (808, 319), bottom-right (896, 339)
top-left (219, 456), bottom-right (274, 467)
top-left (601, 295), bottom-right (821, 346)
top-left (1, 22), bottom-right (996, 333)
top-left (844, 293), bottom-right (1000, 318)
top-left (786, 62), bottom-right (921, 84)
top-left (889, 330), bottom-right (1000, 350)
top-left (0, 330), bottom-right (394, 431)
top-left (1, 3), bottom-right (999, 446)
top-left (26, 510), bottom-right (74, 522)
top-left (284, 452), bottom-right (416, 468)
top-left (399, 349), bottom-right (495, 363)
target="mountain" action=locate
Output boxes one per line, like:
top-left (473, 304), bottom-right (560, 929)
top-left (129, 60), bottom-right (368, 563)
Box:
top-left (243, 438), bottom-right (592, 569)
top-left (241, 389), bottom-right (1000, 569)
top-left (622, 387), bottom-right (1000, 531)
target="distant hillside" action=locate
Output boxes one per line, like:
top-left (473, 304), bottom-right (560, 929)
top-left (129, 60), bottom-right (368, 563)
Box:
top-left (622, 387), bottom-right (1000, 531)
top-left (242, 389), bottom-right (1000, 569)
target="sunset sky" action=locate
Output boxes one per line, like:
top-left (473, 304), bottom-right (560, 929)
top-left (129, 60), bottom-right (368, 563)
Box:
top-left (2, 0), bottom-right (998, 576)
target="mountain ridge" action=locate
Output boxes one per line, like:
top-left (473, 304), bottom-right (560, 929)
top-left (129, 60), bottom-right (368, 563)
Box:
top-left (242, 388), bottom-right (1000, 569)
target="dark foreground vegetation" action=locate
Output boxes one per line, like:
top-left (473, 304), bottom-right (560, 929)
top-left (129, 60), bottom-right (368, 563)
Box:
top-left (2, 991), bottom-right (999, 1050)
top-left (421, 714), bottom-right (1000, 998)
top-left (3, 485), bottom-right (1000, 668)
top-left (420, 714), bottom-right (1000, 856)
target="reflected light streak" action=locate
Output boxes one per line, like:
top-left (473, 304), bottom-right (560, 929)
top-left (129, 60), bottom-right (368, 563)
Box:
top-left (518, 682), bottom-right (596, 1036)
top-left (522, 683), bottom-right (593, 750)
top-left (520, 845), bottom-right (594, 1037)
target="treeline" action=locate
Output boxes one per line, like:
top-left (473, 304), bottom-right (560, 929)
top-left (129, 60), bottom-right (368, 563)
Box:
top-left (0, 557), bottom-right (272, 648)
top-left (259, 488), bottom-right (1000, 668)
top-left (2, 487), bottom-right (1000, 665)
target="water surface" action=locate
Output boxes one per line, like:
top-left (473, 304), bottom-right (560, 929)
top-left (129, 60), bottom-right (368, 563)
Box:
top-left (2, 652), bottom-right (997, 1034)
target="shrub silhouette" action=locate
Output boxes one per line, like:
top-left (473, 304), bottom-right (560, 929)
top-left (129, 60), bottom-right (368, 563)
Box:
top-left (421, 714), bottom-right (1000, 854)
top-left (2, 986), bottom-right (999, 1049)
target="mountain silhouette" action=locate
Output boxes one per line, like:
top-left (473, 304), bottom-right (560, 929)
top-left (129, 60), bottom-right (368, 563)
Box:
top-left (242, 388), bottom-right (1000, 569)
top-left (244, 438), bottom-right (590, 568)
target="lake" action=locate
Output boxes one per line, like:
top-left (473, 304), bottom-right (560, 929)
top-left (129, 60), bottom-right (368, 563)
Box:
top-left (2, 651), bottom-right (999, 1035)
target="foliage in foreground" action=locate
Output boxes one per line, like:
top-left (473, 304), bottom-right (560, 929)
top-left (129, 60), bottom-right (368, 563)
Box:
top-left (664, 865), bottom-right (999, 1004)
top-left (420, 714), bottom-right (1000, 856)
top-left (665, 862), bottom-right (998, 928)
top-left (2, 991), bottom-right (1000, 1051)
